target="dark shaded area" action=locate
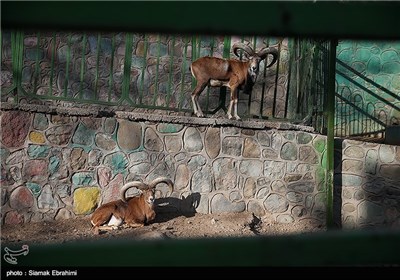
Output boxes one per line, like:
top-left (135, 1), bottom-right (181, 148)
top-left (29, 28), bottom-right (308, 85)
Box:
top-left (2, 1), bottom-right (400, 40)
top-left (153, 192), bottom-right (201, 223)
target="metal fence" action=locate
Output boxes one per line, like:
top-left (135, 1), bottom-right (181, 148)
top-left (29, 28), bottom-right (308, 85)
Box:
top-left (335, 58), bottom-right (400, 140)
top-left (1, 30), bottom-right (330, 131)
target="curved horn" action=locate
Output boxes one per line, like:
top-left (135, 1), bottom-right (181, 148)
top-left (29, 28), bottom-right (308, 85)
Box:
top-left (120, 181), bottom-right (148, 203)
top-left (257, 47), bottom-right (279, 68)
top-left (149, 177), bottom-right (174, 196)
top-left (232, 42), bottom-right (255, 58)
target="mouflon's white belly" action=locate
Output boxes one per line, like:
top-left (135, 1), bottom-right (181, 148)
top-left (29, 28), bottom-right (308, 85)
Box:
top-left (107, 215), bottom-right (123, 227)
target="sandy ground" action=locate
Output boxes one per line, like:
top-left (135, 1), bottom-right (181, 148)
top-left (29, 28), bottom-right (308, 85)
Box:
top-left (1, 210), bottom-right (325, 247)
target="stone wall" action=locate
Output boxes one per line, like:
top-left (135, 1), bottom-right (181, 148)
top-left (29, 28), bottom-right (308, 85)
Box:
top-left (2, 107), bottom-right (399, 229)
top-left (1, 107), bottom-right (326, 227)
top-left (335, 138), bottom-right (400, 229)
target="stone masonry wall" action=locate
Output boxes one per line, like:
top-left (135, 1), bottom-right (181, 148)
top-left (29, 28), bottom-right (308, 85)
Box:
top-left (335, 138), bottom-right (400, 229)
top-left (1, 108), bottom-right (327, 227)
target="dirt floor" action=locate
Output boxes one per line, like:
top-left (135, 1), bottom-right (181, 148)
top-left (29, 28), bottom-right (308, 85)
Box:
top-left (1, 210), bottom-right (326, 247)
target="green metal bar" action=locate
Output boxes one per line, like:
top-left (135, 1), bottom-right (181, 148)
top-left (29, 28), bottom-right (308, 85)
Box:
top-left (32, 32), bottom-right (41, 93)
top-left (63, 33), bottom-right (72, 97)
top-left (3, 1), bottom-right (400, 40)
top-left (139, 34), bottom-right (148, 105)
top-left (1, 31), bottom-right (16, 96)
top-left (122, 32), bottom-right (133, 105)
top-left (3, 229), bottom-right (400, 267)
top-left (152, 34), bottom-right (162, 106)
top-left (79, 33), bottom-right (87, 99)
top-left (272, 39), bottom-right (282, 118)
top-left (205, 35), bottom-right (215, 113)
top-left (49, 32), bottom-right (57, 96)
top-left (326, 39), bottom-right (337, 229)
top-left (94, 33), bottom-right (101, 100)
top-left (0, 30), bottom-right (2, 65)
top-left (13, 30), bottom-right (24, 100)
top-left (108, 34), bottom-right (115, 102)
top-left (217, 35), bottom-right (231, 112)
top-left (284, 38), bottom-right (293, 119)
top-left (259, 37), bottom-right (270, 119)
top-left (179, 36), bottom-right (188, 110)
top-left (190, 35), bottom-right (197, 90)
top-left (247, 36), bottom-right (258, 117)
top-left (166, 35), bottom-right (175, 108)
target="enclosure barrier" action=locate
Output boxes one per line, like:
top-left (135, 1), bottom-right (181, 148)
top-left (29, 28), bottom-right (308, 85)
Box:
top-left (1, 29), bottom-right (329, 133)
top-left (2, 229), bottom-right (400, 267)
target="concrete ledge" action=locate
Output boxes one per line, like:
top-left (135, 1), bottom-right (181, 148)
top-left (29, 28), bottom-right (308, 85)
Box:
top-left (1, 102), bottom-right (315, 133)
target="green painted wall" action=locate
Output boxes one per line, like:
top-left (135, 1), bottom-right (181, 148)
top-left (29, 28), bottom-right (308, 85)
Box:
top-left (335, 40), bottom-right (400, 137)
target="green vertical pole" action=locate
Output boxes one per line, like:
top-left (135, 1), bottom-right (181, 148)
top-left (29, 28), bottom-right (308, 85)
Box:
top-left (12, 30), bottom-right (24, 100)
top-left (94, 33), bottom-right (101, 101)
top-left (218, 36), bottom-right (231, 111)
top-left (139, 34), bottom-right (148, 105)
top-left (166, 35), bottom-right (175, 108)
top-left (122, 32), bottom-right (133, 104)
top-left (326, 39), bottom-right (337, 230)
top-left (108, 34), bottom-right (116, 102)
top-left (152, 34), bottom-right (162, 106)
top-left (79, 33), bottom-right (87, 99)
top-left (179, 36), bottom-right (188, 111)
top-left (33, 32), bottom-right (41, 94)
top-left (64, 33), bottom-right (72, 97)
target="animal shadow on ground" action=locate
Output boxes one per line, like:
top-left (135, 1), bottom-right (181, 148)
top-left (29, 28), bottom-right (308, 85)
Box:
top-left (152, 192), bottom-right (201, 223)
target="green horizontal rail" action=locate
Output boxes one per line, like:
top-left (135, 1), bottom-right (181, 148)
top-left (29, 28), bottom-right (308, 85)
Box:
top-left (2, 229), bottom-right (400, 267)
top-left (2, 1), bottom-right (400, 40)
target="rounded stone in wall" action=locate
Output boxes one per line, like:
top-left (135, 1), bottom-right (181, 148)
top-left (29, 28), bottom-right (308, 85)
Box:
top-left (165, 135), bottom-right (182, 153)
top-left (175, 164), bottom-right (190, 191)
top-left (342, 203), bottom-right (356, 213)
top-left (243, 138), bottom-right (261, 158)
top-left (247, 200), bottom-right (265, 217)
top-left (379, 145), bottom-right (396, 163)
top-left (1, 111), bottom-right (31, 148)
top-left (104, 118), bottom-right (117, 134)
top-left (344, 146), bottom-right (364, 158)
top-left (257, 131), bottom-right (271, 147)
top-left (191, 167), bottom-right (213, 193)
top-left (264, 193), bottom-right (289, 213)
top-left (144, 127), bottom-right (163, 152)
top-left (221, 136), bottom-right (242, 157)
top-left (342, 215), bottom-right (356, 230)
top-left (117, 120), bottom-right (142, 151)
top-left (286, 191), bottom-right (303, 203)
top-left (9, 186), bottom-right (34, 210)
top-left (183, 127), bottom-right (203, 153)
top-left (33, 113), bottom-right (49, 130)
top-left (4, 211), bottom-right (24, 225)
top-left (354, 190), bottom-right (365, 201)
top-left (256, 187), bottom-right (270, 199)
top-left (291, 205), bottom-right (307, 218)
top-left (55, 208), bottom-right (73, 220)
top-left (276, 214), bottom-right (294, 224)
top-left (270, 180), bottom-right (286, 193)
top-left (210, 193), bottom-right (246, 213)
top-left (243, 178), bottom-right (256, 199)
top-left (296, 132), bottom-right (313, 144)
top-left (298, 146), bottom-right (318, 164)
top-left (95, 133), bottom-right (117, 150)
top-left (212, 158), bottom-right (237, 191)
top-left (205, 127), bottom-right (220, 159)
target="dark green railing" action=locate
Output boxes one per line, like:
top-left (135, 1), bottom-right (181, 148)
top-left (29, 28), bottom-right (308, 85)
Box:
top-left (1, 30), bottom-right (329, 130)
top-left (335, 58), bottom-right (400, 139)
